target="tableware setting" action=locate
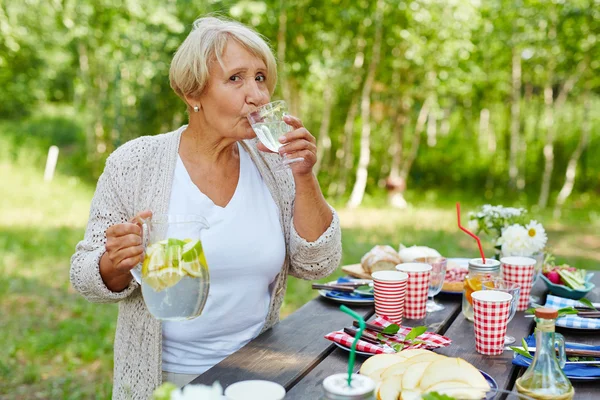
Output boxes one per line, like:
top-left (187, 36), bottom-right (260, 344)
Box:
top-left (324, 315), bottom-right (452, 355)
top-left (509, 339), bottom-right (600, 367)
top-left (314, 277), bottom-right (374, 305)
top-left (542, 294), bottom-right (600, 330)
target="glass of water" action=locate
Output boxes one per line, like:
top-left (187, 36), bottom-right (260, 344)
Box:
top-left (247, 100), bottom-right (304, 170)
top-left (481, 278), bottom-right (521, 344)
top-left (416, 257), bottom-right (447, 313)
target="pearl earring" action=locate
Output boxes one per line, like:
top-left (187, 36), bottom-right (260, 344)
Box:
top-left (193, 106), bottom-right (199, 112)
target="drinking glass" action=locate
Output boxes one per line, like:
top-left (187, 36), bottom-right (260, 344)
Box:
top-left (529, 252), bottom-right (544, 304)
top-left (130, 214), bottom-right (210, 321)
top-left (481, 278), bottom-right (521, 345)
top-left (247, 100), bottom-right (304, 171)
top-left (416, 257), bottom-right (447, 313)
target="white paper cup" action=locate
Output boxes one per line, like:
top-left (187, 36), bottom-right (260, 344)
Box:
top-left (224, 380), bottom-right (286, 400)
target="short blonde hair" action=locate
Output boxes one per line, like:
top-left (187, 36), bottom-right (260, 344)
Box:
top-left (169, 16), bottom-right (277, 104)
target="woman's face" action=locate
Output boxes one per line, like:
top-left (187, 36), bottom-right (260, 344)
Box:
top-left (193, 39), bottom-right (271, 140)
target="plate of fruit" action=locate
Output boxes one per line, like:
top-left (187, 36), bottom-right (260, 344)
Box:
top-left (541, 264), bottom-right (595, 300)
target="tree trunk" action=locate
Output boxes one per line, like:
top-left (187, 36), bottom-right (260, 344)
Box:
top-left (386, 98), bottom-right (409, 208)
top-left (314, 82), bottom-right (334, 175)
top-left (553, 88), bottom-right (591, 217)
top-left (538, 66), bottom-right (582, 208)
top-left (400, 97), bottom-right (431, 182)
top-left (331, 94), bottom-right (360, 198)
top-left (538, 85), bottom-right (555, 209)
top-left (426, 104), bottom-right (437, 147)
top-left (347, 0), bottom-right (384, 208)
top-left (277, 0), bottom-right (290, 104)
top-left (509, 47), bottom-right (521, 189)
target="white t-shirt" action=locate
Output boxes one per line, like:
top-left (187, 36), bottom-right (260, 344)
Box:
top-left (162, 143), bottom-right (286, 374)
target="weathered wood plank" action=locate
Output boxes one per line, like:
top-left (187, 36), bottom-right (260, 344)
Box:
top-left (190, 296), bottom-right (374, 391)
top-left (284, 294), bottom-right (461, 399)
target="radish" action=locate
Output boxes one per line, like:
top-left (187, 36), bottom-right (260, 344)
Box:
top-left (546, 270), bottom-right (561, 285)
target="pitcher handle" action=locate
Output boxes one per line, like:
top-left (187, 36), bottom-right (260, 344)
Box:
top-left (555, 332), bottom-right (567, 368)
top-left (130, 215), bottom-right (150, 284)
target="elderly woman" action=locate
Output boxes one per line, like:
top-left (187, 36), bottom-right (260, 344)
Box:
top-left (70, 16), bottom-right (341, 399)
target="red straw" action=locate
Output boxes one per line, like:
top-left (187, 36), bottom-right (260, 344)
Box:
top-left (456, 202), bottom-right (486, 263)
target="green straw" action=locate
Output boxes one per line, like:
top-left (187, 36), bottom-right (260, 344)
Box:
top-left (339, 305), bottom-right (366, 387)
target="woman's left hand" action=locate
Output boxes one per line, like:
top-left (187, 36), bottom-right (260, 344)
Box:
top-left (256, 114), bottom-right (316, 176)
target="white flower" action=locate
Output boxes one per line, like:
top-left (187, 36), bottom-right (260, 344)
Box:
top-left (498, 224), bottom-right (533, 256)
top-left (525, 220), bottom-right (547, 253)
top-left (467, 219), bottom-right (479, 232)
top-left (171, 382), bottom-right (226, 400)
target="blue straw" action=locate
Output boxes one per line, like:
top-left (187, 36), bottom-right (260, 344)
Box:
top-left (339, 305), bottom-right (366, 386)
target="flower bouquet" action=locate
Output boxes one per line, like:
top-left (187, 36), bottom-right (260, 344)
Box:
top-left (467, 205), bottom-right (547, 259)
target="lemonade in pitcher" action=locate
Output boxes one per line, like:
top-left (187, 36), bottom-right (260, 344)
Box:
top-left (135, 214), bottom-right (210, 321)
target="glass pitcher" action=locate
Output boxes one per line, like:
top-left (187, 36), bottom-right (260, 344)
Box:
top-left (131, 214), bottom-right (210, 321)
top-left (515, 307), bottom-right (574, 400)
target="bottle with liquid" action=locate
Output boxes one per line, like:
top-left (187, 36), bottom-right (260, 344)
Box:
top-left (462, 258), bottom-right (501, 321)
top-left (516, 307), bottom-right (574, 400)
top-left (322, 373), bottom-right (375, 400)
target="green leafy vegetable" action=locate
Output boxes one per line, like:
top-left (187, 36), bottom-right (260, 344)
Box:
top-left (510, 346), bottom-right (534, 359)
top-left (579, 298), bottom-right (598, 311)
top-left (381, 324), bottom-right (400, 335)
top-left (422, 392), bottom-right (457, 400)
top-left (405, 326), bottom-right (427, 341)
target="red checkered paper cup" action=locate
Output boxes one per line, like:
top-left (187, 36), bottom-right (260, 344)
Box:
top-left (500, 256), bottom-right (536, 311)
top-left (395, 263), bottom-right (432, 319)
top-left (471, 290), bottom-right (513, 355)
top-left (371, 271), bottom-right (408, 324)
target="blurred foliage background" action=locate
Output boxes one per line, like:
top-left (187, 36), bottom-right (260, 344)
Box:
top-left (1, 0), bottom-right (599, 398)
top-left (1, 0), bottom-right (598, 210)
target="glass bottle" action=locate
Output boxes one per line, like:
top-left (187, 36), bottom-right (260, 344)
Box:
top-left (322, 373), bottom-right (375, 400)
top-left (516, 307), bottom-right (574, 400)
top-left (462, 258), bottom-right (501, 321)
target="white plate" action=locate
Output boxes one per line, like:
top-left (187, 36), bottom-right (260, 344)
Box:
top-left (318, 280), bottom-right (374, 305)
top-left (439, 257), bottom-right (470, 294)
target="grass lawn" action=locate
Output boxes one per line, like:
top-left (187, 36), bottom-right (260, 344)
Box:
top-left (1, 160), bottom-right (598, 399)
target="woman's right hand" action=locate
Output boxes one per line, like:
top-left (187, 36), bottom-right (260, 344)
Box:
top-left (100, 210), bottom-right (152, 291)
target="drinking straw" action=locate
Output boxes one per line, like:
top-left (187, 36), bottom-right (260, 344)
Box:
top-left (456, 202), bottom-right (486, 263)
top-left (339, 305), bottom-right (366, 386)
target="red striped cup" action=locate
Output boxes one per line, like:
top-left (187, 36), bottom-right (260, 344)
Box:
top-left (371, 271), bottom-right (408, 324)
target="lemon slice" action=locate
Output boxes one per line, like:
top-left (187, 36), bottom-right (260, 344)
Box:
top-left (144, 267), bottom-right (185, 292)
top-left (142, 244), bottom-right (165, 275)
top-left (180, 240), bottom-right (208, 277)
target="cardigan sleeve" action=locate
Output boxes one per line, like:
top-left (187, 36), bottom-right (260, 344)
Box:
top-left (287, 205), bottom-right (342, 280)
top-left (70, 158), bottom-right (139, 303)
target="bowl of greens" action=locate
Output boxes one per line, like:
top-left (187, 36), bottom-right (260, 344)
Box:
top-left (541, 264), bottom-right (595, 300)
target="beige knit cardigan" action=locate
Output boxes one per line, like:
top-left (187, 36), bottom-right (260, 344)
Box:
top-left (70, 126), bottom-right (342, 400)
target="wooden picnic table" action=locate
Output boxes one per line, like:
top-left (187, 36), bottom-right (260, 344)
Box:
top-left (191, 271), bottom-right (600, 399)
